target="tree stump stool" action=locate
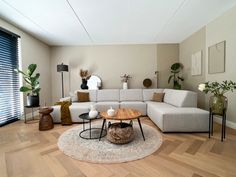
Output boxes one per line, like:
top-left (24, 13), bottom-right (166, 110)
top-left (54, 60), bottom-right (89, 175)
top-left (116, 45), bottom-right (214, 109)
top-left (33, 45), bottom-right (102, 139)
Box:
top-left (107, 122), bottom-right (134, 144)
top-left (39, 107), bottom-right (54, 131)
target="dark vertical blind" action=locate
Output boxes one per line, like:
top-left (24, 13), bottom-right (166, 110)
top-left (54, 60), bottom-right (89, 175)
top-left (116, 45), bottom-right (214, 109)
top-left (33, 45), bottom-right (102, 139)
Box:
top-left (0, 28), bottom-right (21, 126)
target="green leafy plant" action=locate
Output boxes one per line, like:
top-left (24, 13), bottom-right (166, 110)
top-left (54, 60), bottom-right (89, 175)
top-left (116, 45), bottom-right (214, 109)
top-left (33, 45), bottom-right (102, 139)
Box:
top-left (15, 64), bottom-right (41, 96)
top-left (168, 63), bottom-right (184, 89)
top-left (198, 80), bottom-right (236, 96)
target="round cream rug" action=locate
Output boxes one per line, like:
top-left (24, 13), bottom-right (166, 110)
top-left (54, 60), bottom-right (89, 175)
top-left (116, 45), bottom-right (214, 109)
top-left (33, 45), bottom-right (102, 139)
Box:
top-left (58, 122), bottom-right (162, 163)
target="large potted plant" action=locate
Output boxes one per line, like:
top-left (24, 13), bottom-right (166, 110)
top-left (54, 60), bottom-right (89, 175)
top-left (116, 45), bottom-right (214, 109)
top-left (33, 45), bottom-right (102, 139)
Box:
top-left (198, 80), bottom-right (236, 114)
top-left (15, 64), bottom-right (41, 107)
top-left (168, 62), bottom-right (184, 89)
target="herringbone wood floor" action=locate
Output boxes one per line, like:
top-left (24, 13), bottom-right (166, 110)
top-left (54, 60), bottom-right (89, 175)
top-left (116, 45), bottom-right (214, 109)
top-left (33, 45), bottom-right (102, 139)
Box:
top-left (1, 117), bottom-right (236, 177)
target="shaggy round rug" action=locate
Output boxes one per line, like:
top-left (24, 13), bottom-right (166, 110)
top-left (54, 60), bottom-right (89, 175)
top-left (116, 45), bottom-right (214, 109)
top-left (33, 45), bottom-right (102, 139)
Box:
top-left (58, 122), bottom-right (162, 163)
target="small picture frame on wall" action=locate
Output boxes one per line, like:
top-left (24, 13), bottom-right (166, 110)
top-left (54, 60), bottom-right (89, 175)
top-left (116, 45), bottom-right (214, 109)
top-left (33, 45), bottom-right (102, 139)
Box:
top-left (208, 41), bottom-right (226, 74)
top-left (191, 50), bottom-right (202, 76)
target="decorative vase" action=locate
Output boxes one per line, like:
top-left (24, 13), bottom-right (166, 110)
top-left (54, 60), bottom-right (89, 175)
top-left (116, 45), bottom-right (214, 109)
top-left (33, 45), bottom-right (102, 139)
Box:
top-left (81, 78), bottom-right (88, 90)
top-left (123, 82), bottom-right (128, 89)
top-left (107, 107), bottom-right (115, 116)
top-left (89, 105), bottom-right (98, 118)
top-left (209, 95), bottom-right (228, 115)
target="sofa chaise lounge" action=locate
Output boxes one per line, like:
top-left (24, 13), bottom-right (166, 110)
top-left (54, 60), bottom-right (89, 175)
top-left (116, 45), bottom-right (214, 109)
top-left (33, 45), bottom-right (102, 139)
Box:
top-left (51, 89), bottom-right (209, 132)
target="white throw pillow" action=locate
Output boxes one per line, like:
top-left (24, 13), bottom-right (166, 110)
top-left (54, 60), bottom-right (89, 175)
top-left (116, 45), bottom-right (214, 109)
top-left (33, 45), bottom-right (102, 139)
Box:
top-left (69, 92), bottom-right (78, 102)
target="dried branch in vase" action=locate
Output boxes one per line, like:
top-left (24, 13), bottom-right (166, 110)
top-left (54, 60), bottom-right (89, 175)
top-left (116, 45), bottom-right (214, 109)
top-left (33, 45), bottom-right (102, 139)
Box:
top-left (121, 74), bottom-right (132, 83)
top-left (80, 69), bottom-right (91, 80)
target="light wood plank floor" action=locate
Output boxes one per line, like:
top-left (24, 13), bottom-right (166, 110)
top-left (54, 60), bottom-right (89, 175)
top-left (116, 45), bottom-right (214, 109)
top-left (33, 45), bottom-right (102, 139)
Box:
top-left (1, 117), bottom-right (236, 177)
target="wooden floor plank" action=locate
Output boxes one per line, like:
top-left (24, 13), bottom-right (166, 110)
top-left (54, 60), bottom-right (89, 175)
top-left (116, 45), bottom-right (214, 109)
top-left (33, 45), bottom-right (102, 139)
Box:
top-left (0, 118), bottom-right (236, 177)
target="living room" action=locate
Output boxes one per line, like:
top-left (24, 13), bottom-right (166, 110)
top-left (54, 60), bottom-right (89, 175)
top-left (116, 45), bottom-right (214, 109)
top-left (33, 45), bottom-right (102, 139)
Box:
top-left (1, 1), bottom-right (236, 177)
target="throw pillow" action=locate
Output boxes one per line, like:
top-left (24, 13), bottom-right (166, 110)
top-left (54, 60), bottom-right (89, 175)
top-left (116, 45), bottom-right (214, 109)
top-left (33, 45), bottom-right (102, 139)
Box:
top-left (152, 92), bottom-right (165, 102)
top-left (77, 91), bottom-right (90, 102)
top-left (69, 92), bottom-right (78, 102)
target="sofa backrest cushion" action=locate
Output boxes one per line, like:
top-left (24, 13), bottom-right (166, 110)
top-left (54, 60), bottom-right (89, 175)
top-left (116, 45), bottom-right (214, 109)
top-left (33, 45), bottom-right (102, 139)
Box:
top-left (120, 89), bottom-right (143, 101)
top-left (73, 90), bottom-right (97, 102)
top-left (163, 89), bottom-right (197, 107)
top-left (97, 89), bottom-right (120, 101)
top-left (143, 89), bottom-right (164, 101)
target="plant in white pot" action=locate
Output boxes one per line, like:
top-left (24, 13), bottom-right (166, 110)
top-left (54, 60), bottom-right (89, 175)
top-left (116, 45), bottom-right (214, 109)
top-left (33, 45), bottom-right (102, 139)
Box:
top-left (198, 80), bottom-right (236, 114)
top-left (15, 64), bottom-right (41, 107)
top-left (121, 74), bottom-right (132, 89)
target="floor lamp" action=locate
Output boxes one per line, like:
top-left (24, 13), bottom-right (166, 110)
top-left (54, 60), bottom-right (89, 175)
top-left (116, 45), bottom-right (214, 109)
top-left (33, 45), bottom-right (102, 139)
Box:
top-left (57, 63), bottom-right (68, 98)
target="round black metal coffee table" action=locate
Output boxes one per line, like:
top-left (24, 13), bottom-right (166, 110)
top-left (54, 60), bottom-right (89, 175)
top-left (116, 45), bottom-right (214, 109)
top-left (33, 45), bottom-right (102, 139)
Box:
top-left (79, 113), bottom-right (107, 140)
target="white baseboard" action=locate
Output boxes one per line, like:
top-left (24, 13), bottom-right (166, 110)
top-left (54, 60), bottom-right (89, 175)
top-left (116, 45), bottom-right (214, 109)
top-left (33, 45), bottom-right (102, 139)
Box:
top-left (20, 110), bottom-right (39, 120)
top-left (213, 116), bottom-right (236, 130)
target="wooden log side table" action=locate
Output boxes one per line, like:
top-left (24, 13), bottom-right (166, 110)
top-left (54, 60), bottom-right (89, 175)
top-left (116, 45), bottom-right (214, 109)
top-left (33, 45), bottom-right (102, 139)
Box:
top-left (39, 107), bottom-right (54, 131)
top-left (209, 108), bottom-right (227, 142)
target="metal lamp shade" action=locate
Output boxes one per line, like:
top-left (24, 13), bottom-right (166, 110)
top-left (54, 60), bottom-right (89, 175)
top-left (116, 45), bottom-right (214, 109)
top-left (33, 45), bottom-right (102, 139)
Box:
top-left (57, 64), bottom-right (68, 72)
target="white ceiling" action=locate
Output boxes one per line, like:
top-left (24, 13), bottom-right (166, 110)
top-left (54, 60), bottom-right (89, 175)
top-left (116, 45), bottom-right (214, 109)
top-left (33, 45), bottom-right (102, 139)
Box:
top-left (0, 0), bottom-right (236, 46)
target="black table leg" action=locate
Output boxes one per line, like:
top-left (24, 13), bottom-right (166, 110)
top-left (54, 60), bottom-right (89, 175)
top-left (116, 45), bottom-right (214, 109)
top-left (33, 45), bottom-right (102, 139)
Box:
top-left (209, 111), bottom-right (211, 138)
top-left (89, 119), bottom-right (91, 139)
top-left (137, 118), bottom-right (145, 141)
top-left (221, 115), bottom-right (224, 142)
top-left (99, 119), bottom-right (106, 141)
top-left (224, 112), bottom-right (226, 139)
top-left (211, 113), bottom-right (214, 136)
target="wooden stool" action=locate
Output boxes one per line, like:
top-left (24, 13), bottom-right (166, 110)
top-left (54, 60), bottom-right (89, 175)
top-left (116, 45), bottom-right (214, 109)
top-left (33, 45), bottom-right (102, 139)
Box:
top-left (39, 107), bottom-right (54, 131)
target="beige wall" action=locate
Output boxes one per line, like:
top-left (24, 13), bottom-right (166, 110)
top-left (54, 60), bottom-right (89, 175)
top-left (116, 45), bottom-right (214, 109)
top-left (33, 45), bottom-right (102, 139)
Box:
top-left (50, 44), bottom-right (179, 103)
top-left (157, 44), bottom-right (179, 89)
top-left (50, 45), bottom-right (157, 102)
top-left (179, 27), bottom-right (206, 108)
top-left (0, 18), bottom-right (51, 110)
top-left (205, 5), bottom-right (236, 123)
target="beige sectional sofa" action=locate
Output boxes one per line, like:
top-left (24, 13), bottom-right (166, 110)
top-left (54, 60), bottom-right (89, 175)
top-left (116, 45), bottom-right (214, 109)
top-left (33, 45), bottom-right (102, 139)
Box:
top-left (51, 89), bottom-right (209, 132)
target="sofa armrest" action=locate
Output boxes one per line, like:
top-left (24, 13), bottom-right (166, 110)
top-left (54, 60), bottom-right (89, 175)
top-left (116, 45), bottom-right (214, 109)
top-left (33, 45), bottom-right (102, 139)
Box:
top-left (59, 97), bottom-right (71, 102)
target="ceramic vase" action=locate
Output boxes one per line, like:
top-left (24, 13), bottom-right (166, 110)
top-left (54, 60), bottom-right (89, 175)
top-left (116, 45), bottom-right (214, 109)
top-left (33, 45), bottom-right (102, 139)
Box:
top-left (81, 78), bottom-right (88, 90)
top-left (123, 82), bottom-right (128, 89)
top-left (89, 105), bottom-right (98, 118)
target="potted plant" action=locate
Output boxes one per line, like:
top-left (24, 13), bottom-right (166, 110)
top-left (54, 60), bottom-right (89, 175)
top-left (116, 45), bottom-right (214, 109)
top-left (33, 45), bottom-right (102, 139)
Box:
top-left (15, 64), bottom-right (41, 107)
top-left (121, 74), bottom-right (132, 89)
top-left (168, 62), bottom-right (184, 89)
top-left (198, 80), bottom-right (236, 114)
top-left (79, 69), bottom-right (91, 89)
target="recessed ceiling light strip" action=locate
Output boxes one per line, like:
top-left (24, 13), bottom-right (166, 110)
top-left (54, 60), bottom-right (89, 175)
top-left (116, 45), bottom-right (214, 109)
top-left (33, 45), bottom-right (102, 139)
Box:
top-left (155, 0), bottom-right (189, 41)
top-left (2, 0), bottom-right (55, 38)
top-left (66, 0), bottom-right (93, 43)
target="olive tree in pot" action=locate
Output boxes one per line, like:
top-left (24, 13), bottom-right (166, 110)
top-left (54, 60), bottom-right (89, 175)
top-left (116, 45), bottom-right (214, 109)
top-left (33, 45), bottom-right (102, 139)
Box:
top-left (168, 62), bottom-right (184, 89)
top-left (15, 64), bottom-right (41, 107)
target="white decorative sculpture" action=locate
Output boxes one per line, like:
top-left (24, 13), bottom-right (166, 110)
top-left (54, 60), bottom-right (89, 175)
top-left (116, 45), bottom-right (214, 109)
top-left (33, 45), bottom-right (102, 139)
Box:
top-left (107, 107), bottom-right (115, 116)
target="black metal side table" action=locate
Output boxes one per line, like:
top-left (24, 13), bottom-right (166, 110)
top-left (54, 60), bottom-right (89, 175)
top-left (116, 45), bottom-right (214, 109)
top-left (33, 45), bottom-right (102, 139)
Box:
top-left (79, 113), bottom-right (107, 140)
top-left (209, 108), bottom-right (227, 142)
top-left (24, 105), bottom-right (40, 123)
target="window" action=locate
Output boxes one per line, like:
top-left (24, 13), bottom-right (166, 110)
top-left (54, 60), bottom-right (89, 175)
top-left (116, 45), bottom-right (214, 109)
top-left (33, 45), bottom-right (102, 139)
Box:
top-left (0, 27), bottom-right (21, 126)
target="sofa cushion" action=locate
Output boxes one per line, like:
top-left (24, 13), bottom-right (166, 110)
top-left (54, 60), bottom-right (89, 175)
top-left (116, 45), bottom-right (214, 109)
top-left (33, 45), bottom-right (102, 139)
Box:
top-left (147, 103), bottom-right (209, 132)
top-left (95, 102), bottom-right (119, 112)
top-left (51, 102), bottom-right (95, 123)
top-left (163, 89), bottom-right (197, 107)
top-left (97, 89), bottom-right (119, 102)
top-left (120, 89), bottom-right (143, 101)
top-left (143, 89), bottom-right (164, 101)
top-left (77, 91), bottom-right (90, 102)
top-left (152, 92), bottom-right (165, 102)
top-left (73, 90), bottom-right (97, 102)
top-left (120, 101), bottom-right (147, 115)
